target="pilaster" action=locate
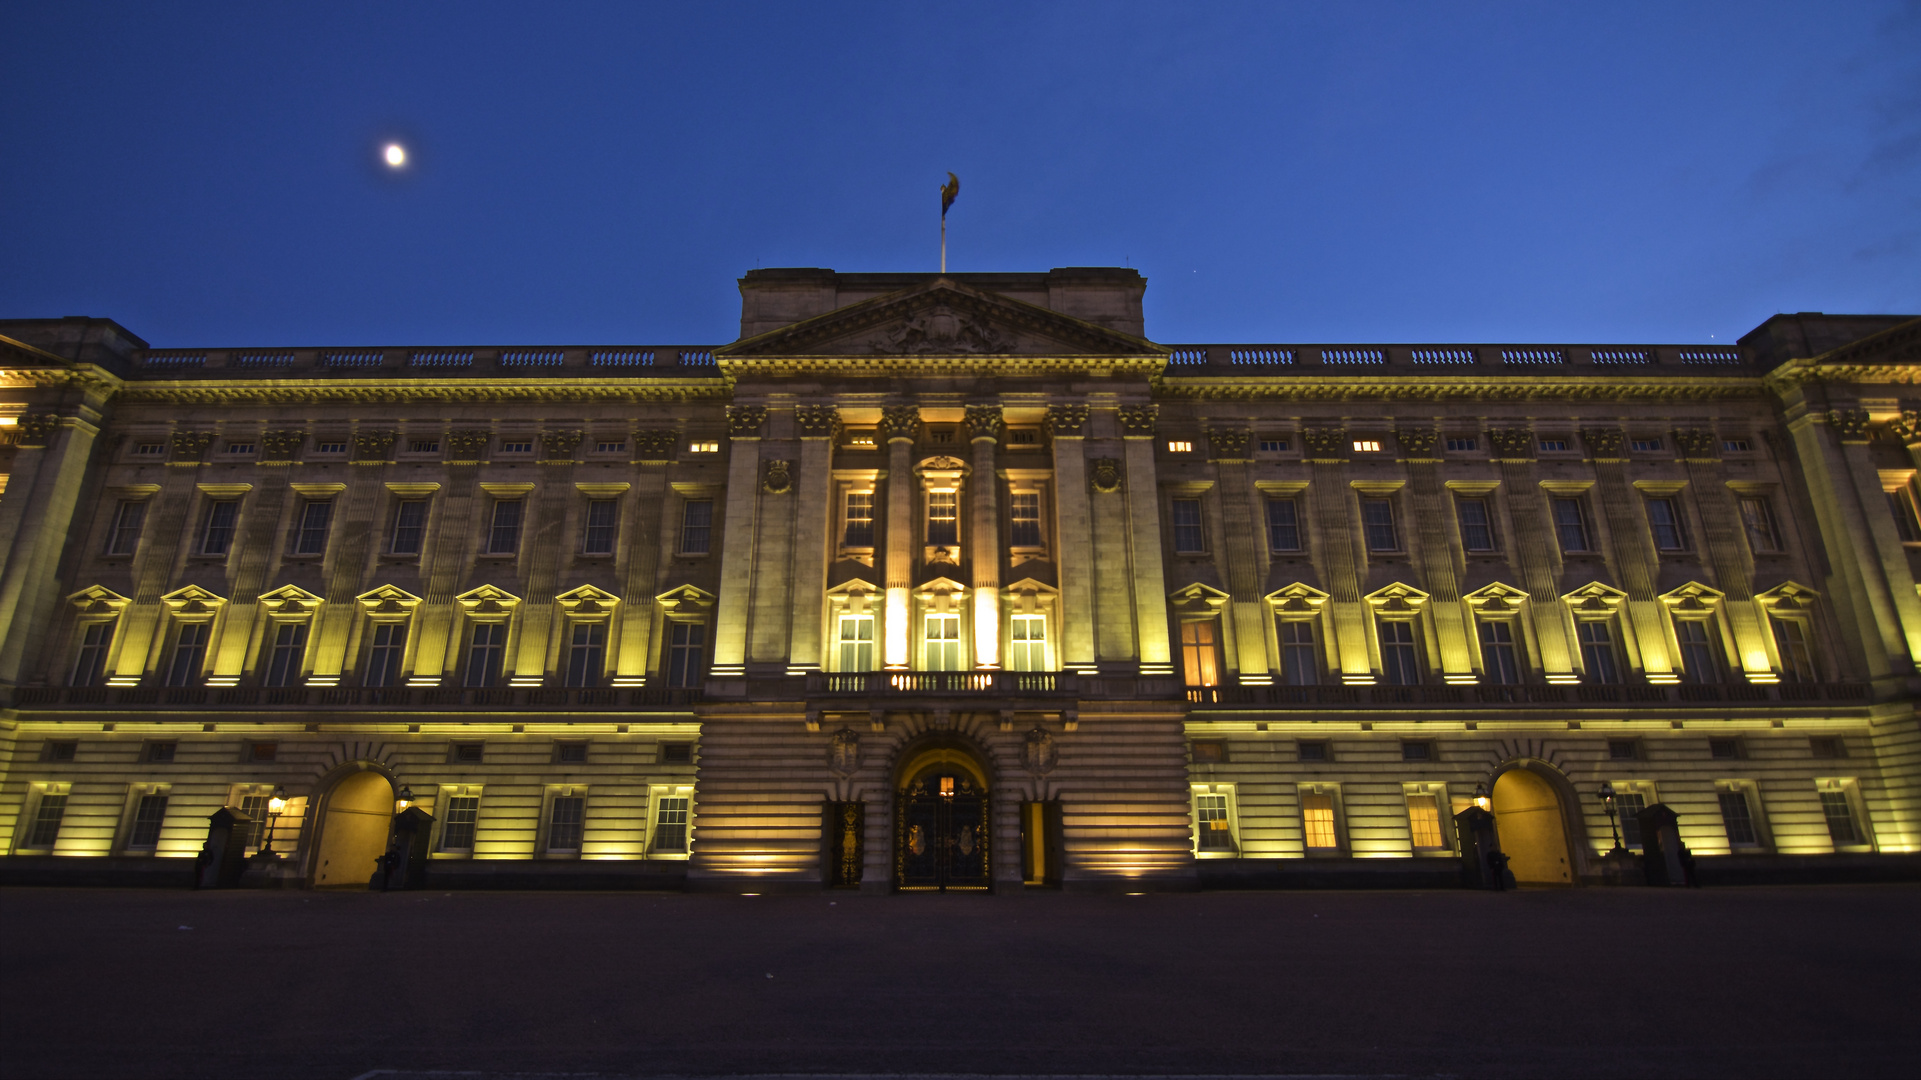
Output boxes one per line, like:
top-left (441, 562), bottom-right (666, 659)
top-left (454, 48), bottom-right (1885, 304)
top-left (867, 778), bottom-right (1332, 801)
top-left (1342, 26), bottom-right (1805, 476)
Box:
top-left (509, 429), bottom-right (581, 683)
top-left (1049, 405), bottom-right (1095, 672)
top-left (1303, 427), bottom-right (1367, 681)
top-left (414, 428), bottom-right (475, 685)
top-left (0, 411), bottom-right (103, 688)
top-left (1396, 426), bottom-right (1472, 681)
top-left (1489, 427), bottom-right (1575, 679)
top-left (614, 428), bottom-right (676, 683)
top-left (710, 406), bottom-right (766, 677)
top-left (786, 406), bottom-right (839, 674)
top-left (110, 429), bottom-right (214, 683)
top-left (1208, 424), bottom-right (1269, 683)
top-left (966, 405), bottom-right (1002, 669)
top-left (1120, 405), bottom-right (1173, 674)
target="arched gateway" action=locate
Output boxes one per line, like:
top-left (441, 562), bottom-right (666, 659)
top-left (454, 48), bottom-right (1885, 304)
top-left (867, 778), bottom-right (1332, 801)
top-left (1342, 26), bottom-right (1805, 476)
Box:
top-left (894, 741), bottom-right (992, 892)
top-left (310, 767), bottom-right (395, 889)
top-left (1490, 763), bottom-right (1578, 885)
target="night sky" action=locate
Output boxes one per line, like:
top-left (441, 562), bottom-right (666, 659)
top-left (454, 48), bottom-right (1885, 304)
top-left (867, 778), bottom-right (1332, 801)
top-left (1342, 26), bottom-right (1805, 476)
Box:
top-left (2, 2), bottom-right (1915, 348)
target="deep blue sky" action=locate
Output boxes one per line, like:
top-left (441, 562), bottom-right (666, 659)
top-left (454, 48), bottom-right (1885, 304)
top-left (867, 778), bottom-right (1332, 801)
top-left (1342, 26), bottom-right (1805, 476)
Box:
top-left (3, 2), bottom-right (1916, 348)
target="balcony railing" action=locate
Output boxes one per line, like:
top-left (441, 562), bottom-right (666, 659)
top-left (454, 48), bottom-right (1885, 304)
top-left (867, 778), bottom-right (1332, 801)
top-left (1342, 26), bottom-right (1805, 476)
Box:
top-left (806, 671), bottom-right (1080, 696)
top-left (131, 345), bottom-right (724, 378)
top-left (7, 686), bottom-right (703, 710)
top-left (1160, 343), bottom-right (1754, 375)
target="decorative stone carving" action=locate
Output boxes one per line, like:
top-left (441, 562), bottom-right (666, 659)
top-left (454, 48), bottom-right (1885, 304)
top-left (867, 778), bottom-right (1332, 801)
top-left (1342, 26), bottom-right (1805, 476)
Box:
top-left (1393, 427), bottom-right (1439, 457)
top-left (794, 404), bottom-right (841, 439)
top-left (1485, 428), bottom-right (1535, 459)
top-left (1117, 405), bottom-right (1159, 437)
top-left (828, 727), bottom-right (861, 777)
top-left (1826, 409), bottom-right (1872, 444)
top-left (1580, 427), bottom-right (1625, 459)
top-left (874, 303), bottom-right (1005, 354)
top-left (877, 405), bottom-right (920, 442)
top-left (542, 430), bottom-right (583, 460)
top-left (351, 430), bottom-right (394, 462)
top-left (446, 429), bottom-right (491, 460)
top-left (1888, 410), bottom-right (1921, 444)
top-left (1022, 726), bottom-right (1058, 775)
top-left (634, 429), bottom-right (677, 458)
top-left (1091, 458), bottom-right (1122, 493)
top-left (763, 459), bottom-right (793, 494)
top-left (1673, 428), bottom-right (1720, 458)
top-left (964, 404), bottom-right (1003, 442)
top-left (1301, 427), bottom-right (1347, 458)
top-left (726, 405), bottom-right (768, 438)
top-left (1045, 404), bottom-right (1089, 437)
top-left (1208, 428), bottom-right (1250, 460)
top-left (171, 429), bottom-right (216, 461)
top-left (259, 430), bottom-right (306, 461)
top-left (14, 413), bottom-right (62, 447)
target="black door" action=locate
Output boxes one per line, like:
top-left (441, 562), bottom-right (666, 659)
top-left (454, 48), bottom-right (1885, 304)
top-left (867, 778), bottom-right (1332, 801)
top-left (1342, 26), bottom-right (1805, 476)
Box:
top-left (895, 770), bottom-right (990, 891)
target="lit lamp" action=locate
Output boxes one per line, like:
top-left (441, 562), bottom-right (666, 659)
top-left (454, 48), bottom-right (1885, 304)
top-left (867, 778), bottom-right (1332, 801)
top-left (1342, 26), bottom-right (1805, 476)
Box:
top-left (1599, 782), bottom-right (1625, 856)
top-left (1472, 782), bottom-right (1491, 812)
top-left (395, 785), bottom-right (414, 814)
top-left (260, 786), bottom-right (287, 856)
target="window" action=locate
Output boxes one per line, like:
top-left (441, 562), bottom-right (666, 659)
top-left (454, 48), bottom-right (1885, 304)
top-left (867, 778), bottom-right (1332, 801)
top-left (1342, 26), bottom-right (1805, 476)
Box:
top-left (1009, 614), bottom-right (1047, 672)
top-left (106, 501), bottom-right (146, 555)
top-left (660, 743), bottom-right (694, 765)
top-left (836, 614), bottom-right (874, 672)
top-left (1301, 791), bottom-right (1339, 850)
top-left (263, 623), bottom-right (308, 687)
top-left (1646, 497), bottom-right (1686, 550)
top-left (292, 500), bottom-right (333, 554)
top-left (1722, 439), bottom-right (1752, 452)
top-left (1809, 737), bottom-right (1845, 759)
top-left (1166, 440), bottom-right (1193, 453)
top-left (566, 623), bottom-right (606, 687)
top-left (166, 623), bottom-right (209, 686)
top-left (247, 742), bottom-right (276, 762)
top-left (1297, 740), bottom-right (1329, 762)
top-left (1772, 618), bottom-right (1816, 683)
top-left (843, 491), bottom-right (874, 547)
top-left (1889, 487), bottom-right (1921, 542)
top-left (27, 793), bottom-right (68, 847)
top-left (487, 500), bottom-right (523, 554)
top-left (666, 622), bottom-right (705, 687)
top-left (1739, 497), bottom-right (1781, 553)
top-left (929, 428), bottom-right (954, 444)
top-left (44, 740), bottom-right (77, 762)
top-left (1608, 739), bottom-right (1641, 761)
top-left (133, 441), bottom-right (165, 456)
top-left (1195, 792), bottom-right (1234, 852)
top-left (1578, 621), bottom-right (1619, 683)
top-left (464, 623), bottom-right (506, 687)
top-left (71, 622), bottom-right (113, 687)
top-left (555, 742), bottom-right (588, 764)
top-left (314, 441), bottom-right (348, 454)
top-left (1259, 439), bottom-right (1288, 452)
top-left (144, 741), bottom-right (177, 764)
top-left (1406, 793), bottom-right (1444, 848)
top-left (1456, 498), bottom-right (1495, 551)
top-left (1479, 621), bottom-right (1520, 684)
top-left (1352, 440), bottom-right (1381, 453)
top-left (201, 501), bottom-right (239, 555)
top-left (1379, 621), bottom-right (1420, 685)
top-left (408, 439), bottom-right (440, 454)
top-left (1191, 741), bottom-right (1227, 764)
top-left (926, 491), bottom-right (958, 546)
top-left (1631, 438), bottom-right (1663, 452)
top-left (1675, 620), bottom-right (1720, 683)
top-left (390, 500), bottom-right (427, 554)
top-left (1008, 429), bottom-right (1039, 446)
top-left (1616, 792), bottom-right (1647, 849)
top-left (1401, 741), bottom-right (1433, 762)
top-left (680, 500), bottom-right (713, 554)
top-left (1361, 498), bottom-right (1398, 552)
top-left (1010, 492), bottom-right (1042, 547)
top-left (1538, 439), bottom-right (1568, 452)
top-left (547, 796), bottom-right (585, 853)
top-left (127, 794), bottom-right (169, 849)
top-left (1171, 499), bottom-right (1205, 553)
top-left (1445, 437), bottom-right (1477, 452)
top-left (439, 796), bottom-right (479, 852)
top-left (1709, 738), bottom-right (1742, 760)
top-left (1278, 621), bottom-right (1318, 685)
top-left (1820, 789), bottom-right (1861, 845)
top-left (653, 796), bottom-right (690, 853)
top-left (363, 624), bottom-right (407, 687)
top-left (595, 440), bottom-right (625, 454)
top-left (845, 433), bottom-right (877, 449)
top-left (581, 499), bottom-right (618, 554)
top-left (225, 442), bottom-right (256, 455)
top-left (1180, 621), bottom-right (1220, 687)
top-left (1552, 498), bottom-right (1590, 552)
top-left (239, 794), bottom-right (269, 849)
top-left (923, 613), bottom-right (961, 670)
top-left (1265, 498), bottom-right (1300, 552)
top-left (1719, 790), bottom-right (1759, 847)
top-left (444, 743), bottom-right (483, 765)
top-left (689, 441), bottom-right (719, 454)
top-left (499, 439), bottom-right (532, 454)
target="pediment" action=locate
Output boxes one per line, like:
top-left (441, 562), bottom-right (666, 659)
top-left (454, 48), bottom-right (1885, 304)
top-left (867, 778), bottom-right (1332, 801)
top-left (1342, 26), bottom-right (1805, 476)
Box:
top-left (717, 277), bottom-right (1166, 369)
top-left (556, 584), bottom-right (620, 617)
top-left (356, 584), bottom-right (423, 616)
top-left (1265, 582), bottom-right (1329, 613)
top-left (259, 584), bottom-right (324, 616)
top-left (69, 585), bottom-right (131, 614)
top-left (1561, 581), bottom-right (1628, 614)
top-left (1464, 581), bottom-right (1529, 612)
top-left (1757, 581), bottom-right (1819, 610)
top-left (1364, 582), bottom-right (1430, 611)
top-left (455, 584), bottom-right (521, 617)
top-left (656, 584), bottom-right (717, 613)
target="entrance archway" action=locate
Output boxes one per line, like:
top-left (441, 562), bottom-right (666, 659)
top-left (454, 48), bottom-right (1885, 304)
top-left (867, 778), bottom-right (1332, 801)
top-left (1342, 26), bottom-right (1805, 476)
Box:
top-left (894, 742), bottom-right (991, 892)
top-left (1491, 767), bottom-right (1573, 885)
top-left (312, 770), bottom-right (394, 888)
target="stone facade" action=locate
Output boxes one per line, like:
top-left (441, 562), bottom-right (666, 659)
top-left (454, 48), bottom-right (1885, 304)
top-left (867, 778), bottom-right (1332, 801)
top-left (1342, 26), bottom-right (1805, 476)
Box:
top-left (0, 276), bottom-right (1916, 891)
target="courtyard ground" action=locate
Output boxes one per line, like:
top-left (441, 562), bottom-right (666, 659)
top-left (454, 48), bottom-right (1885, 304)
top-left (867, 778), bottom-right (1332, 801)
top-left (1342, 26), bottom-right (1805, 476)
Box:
top-left (0, 883), bottom-right (1913, 1080)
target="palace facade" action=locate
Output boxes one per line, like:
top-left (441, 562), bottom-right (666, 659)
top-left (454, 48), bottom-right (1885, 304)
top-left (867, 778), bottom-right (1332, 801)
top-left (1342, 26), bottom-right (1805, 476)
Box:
top-left (0, 268), bottom-right (1916, 891)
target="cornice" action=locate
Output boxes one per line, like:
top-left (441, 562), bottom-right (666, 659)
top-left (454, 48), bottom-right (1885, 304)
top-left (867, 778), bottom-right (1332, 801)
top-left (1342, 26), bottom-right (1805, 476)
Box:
top-left (1762, 317), bottom-right (1921, 392)
top-left (1155, 374), bottom-right (1768, 402)
top-left (112, 377), bottom-right (730, 406)
top-left (717, 353), bottom-right (1168, 381)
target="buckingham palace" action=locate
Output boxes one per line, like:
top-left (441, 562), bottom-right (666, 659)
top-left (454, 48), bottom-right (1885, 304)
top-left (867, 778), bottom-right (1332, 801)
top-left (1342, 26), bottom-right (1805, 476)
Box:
top-left (0, 267), bottom-right (1915, 891)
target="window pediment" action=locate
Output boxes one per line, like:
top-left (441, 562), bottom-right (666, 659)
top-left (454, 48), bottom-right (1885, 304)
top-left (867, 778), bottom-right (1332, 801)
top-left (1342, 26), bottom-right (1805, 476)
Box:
top-left (356, 584), bottom-right (423, 618)
top-left (556, 584), bottom-right (620, 619)
top-left (1364, 582), bottom-right (1430, 612)
top-left (1464, 582), bottom-right (1529, 613)
top-left (1169, 582), bottom-right (1230, 612)
top-left (1562, 581), bottom-right (1628, 615)
top-left (456, 584), bottom-right (522, 619)
top-left (1264, 582), bottom-right (1329, 614)
top-left (1660, 581), bottom-right (1725, 612)
top-left (655, 584), bottom-right (716, 614)
top-left (68, 585), bottom-right (130, 615)
top-left (259, 584), bottom-right (324, 618)
top-left (160, 584), bottom-right (227, 619)
top-left (1756, 581), bottom-right (1819, 611)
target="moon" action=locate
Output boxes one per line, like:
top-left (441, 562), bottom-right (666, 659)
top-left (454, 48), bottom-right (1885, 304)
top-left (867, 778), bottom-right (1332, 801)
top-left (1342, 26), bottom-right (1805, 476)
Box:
top-left (384, 143), bottom-right (407, 167)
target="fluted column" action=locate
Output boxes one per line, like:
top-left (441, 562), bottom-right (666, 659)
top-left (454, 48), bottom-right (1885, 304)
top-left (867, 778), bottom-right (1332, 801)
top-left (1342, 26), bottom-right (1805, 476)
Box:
top-left (511, 429), bottom-right (581, 682)
top-left (1048, 406), bottom-right (1095, 672)
top-left (1208, 425), bottom-right (1268, 683)
top-left (1488, 427), bottom-right (1575, 679)
top-left (1581, 427), bottom-right (1674, 679)
top-left (1120, 404), bottom-right (1173, 673)
top-left (109, 429), bottom-right (215, 683)
top-left (880, 405), bottom-right (921, 669)
top-left (966, 405), bottom-right (1003, 668)
top-left (709, 406), bottom-right (766, 678)
top-left (1303, 427), bottom-right (1367, 681)
top-left (1396, 426), bottom-right (1472, 681)
top-left (210, 430), bottom-right (300, 682)
top-left (787, 405), bottom-right (840, 674)
top-left (614, 428), bottom-right (675, 683)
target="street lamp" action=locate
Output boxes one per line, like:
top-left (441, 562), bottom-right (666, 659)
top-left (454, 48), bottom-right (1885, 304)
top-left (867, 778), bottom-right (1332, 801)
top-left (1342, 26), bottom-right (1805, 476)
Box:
top-left (1599, 781), bottom-right (1624, 856)
top-left (395, 785), bottom-right (414, 814)
top-left (1472, 782), bottom-right (1491, 812)
top-left (260, 786), bottom-right (287, 857)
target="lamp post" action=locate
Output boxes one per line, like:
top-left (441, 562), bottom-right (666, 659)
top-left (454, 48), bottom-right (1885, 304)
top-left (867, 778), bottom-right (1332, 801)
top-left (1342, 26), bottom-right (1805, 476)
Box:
top-left (1472, 782), bottom-right (1491, 812)
top-left (260, 786), bottom-right (287, 857)
top-left (394, 785), bottom-right (414, 814)
top-left (1599, 781), bottom-right (1625, 856)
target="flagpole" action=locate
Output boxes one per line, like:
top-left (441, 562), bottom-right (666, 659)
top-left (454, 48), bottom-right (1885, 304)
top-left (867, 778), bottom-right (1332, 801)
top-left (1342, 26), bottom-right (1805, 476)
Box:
top-left (940, 214), bottom-right (947, 274)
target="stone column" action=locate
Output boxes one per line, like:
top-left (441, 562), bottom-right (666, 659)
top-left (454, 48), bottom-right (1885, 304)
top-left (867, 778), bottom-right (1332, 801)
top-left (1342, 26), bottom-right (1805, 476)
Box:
top-left (879, 405), bottom-right (921, 669)
top-left (1582, 427), bottom-right (1675, 679)
top-left (709, 406), bottom-right (766, 678)
top-left (1488, 427), bottom-right (1575, 679)
top-left (1673, 428), bottom-right (1771, 680)
top-left (511, 429), bottom-right (581, 682)
top-left (1303, 427), bottom-right (1367, 681)
top-left (413, 430), bottom-right (478, 685)
top-left (0, 409), bottom-right (103, 688)
top-left (1048, 405), bottom-right (1095, 672)
top-left (210, 429), bottom-right (300, 681)
top-left (615, 428), bottom-right (675, 683)
top-left (1119, 405), bottom-right (1173, 674)
top-left (966, 405), bottom-right (1002, 668)
top-left (787, 406), bottom-right (840, 674)
top-left (309, 431), bottom-right (399, 682)
top-left (1396, 426), bottom-right (1472, 680)
top-left (108, 429), bottom-right (215, 683)
top-left (1826, 408), bottom-right (1921, 667)
top-left (1208, 425), bottom-right (1269, 683)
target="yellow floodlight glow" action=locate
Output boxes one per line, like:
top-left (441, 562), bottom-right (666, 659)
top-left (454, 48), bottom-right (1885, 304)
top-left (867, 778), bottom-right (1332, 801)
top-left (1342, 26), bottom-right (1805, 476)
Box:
top-left (973, 590), bottom-right (999, 669)
top-left (884, 587), bottom-right (910, 668)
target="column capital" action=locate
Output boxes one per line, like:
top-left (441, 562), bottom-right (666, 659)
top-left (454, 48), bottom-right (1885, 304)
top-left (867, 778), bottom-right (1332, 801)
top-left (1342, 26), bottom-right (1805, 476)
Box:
top-left (795, 404), bottom-right (842, 439)
top-left (964, 404), bottom-right (1003, 442)
top-left (878, 405), bottom-right (921, 442)
top-left (1045, 404), bottom-right (1089, 438)
top-left (726, 405), bottom-right (768, 439)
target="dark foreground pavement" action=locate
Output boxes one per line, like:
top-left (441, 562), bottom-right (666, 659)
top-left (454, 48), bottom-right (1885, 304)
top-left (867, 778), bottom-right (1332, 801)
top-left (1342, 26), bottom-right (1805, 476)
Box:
top-left (0, 884), bottom-right (1914, 1080)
